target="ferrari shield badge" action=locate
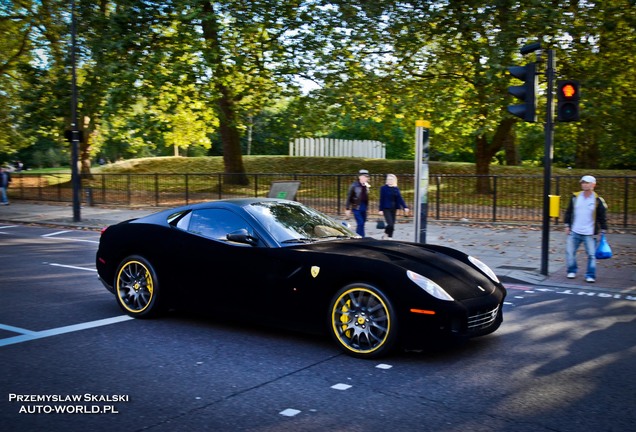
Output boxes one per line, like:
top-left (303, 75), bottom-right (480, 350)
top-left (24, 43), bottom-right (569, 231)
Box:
top-left (311, 266), bottom-right (320, 278)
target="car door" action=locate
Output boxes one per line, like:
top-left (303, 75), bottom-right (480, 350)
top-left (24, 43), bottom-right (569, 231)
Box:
top-left (176, 207), bottom-right (278, 316)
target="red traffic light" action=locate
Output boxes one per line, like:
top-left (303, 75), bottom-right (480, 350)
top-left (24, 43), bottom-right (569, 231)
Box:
top-left (561, 84), bottom-right (576, 98)
top-left (556, 80), bottom-right (580, 122)
top-left (559, 82), bottom-right (578, 100)
top-left (557, 80), bottom-right (580, 100)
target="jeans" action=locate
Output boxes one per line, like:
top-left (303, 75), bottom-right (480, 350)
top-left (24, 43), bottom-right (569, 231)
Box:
top-left (0, 186), bottom-right (7, 204)
top-left (566, 231), bottom-right (596, 278)
top-left (352, 204), bottom-right (367, 237)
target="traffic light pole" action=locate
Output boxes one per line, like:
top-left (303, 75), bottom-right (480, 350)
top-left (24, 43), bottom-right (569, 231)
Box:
top-left (540, 49), bottom-right (556, 276)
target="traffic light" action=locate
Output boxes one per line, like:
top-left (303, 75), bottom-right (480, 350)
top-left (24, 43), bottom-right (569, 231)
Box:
top-left (507, 63), bottom-right (537, 122)
top-left (556, 80), bottom-right (580, 122)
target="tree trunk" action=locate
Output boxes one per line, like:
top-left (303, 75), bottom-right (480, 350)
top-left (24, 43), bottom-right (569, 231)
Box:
top-left (503, 125), bottom-right (519, 166)
top-left (217, 85), bottom-right (248, 185)
top-left (474, 135), bottom-right (493, 194)
top-left (576, 120), bottom-right (599, 168)
top-left (474, 118), bottom-right (516, 193)
top-left (79, 116), bottom-right (92, 178)
top-left (200, 1), bottom-right (248, 185)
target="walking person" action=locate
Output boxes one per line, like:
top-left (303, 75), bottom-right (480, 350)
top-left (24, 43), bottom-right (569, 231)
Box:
top-left (563, 175), bottom-right (608, 283)
top-left (0, 166), bottom-right (11, 205)
top-left (378, 174), bottom-right (409, 239)
top-left (345, 169), bottom-right (371, 237)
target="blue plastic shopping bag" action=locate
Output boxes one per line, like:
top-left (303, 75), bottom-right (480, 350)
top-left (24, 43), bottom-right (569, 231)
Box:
top-left (595, 234), bottom-right (612, 259)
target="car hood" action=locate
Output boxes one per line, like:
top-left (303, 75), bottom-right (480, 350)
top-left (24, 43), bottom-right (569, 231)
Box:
top-left (297, 238), bottom-right (500, 300)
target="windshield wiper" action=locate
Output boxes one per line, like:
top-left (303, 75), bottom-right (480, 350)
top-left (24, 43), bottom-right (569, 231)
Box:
top-left (316, 235), bottom-right (353, 240)
top-left (281, 237), bottom-right (317, 244)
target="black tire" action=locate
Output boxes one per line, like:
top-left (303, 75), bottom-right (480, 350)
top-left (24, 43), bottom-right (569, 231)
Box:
top-left (329, 284), bottom-right (397, 358)
top-left (115, 255), bottom-right (163, 318)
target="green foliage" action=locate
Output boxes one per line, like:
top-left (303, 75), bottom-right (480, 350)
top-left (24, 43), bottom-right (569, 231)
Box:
top-left (1, 0), bottom-right (634, 172)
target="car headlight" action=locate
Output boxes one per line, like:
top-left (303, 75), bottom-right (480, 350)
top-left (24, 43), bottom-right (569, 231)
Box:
top-left (468, 256), bottom-right (500, 283)
top-left (407, 270), bottom-right (454, 301)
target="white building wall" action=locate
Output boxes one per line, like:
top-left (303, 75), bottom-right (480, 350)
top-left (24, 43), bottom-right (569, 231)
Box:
top-left (290, 138), bottom-right (386, 159)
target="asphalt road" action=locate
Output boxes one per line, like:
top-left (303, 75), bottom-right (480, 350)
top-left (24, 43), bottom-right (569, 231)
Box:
top-left (1, 225), bottom-right (635, 432)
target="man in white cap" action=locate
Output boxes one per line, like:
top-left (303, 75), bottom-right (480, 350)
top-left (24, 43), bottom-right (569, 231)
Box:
top-left (345, 169), bottom-right (371, 236)
top-left (563, 175), bottom-right (608, 283)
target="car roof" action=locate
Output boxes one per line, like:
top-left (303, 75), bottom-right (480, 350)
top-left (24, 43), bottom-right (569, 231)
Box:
top-left (130, 198), bottom-right (295, 226)
top-left (188, 197), bottom-right (288, 210)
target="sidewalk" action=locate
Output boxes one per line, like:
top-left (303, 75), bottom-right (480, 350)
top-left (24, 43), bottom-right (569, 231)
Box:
top-left (1, 201), bottom-right (634, 293)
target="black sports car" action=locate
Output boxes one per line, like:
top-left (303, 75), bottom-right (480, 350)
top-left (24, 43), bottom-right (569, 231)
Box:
top-left (96, 198), bottom-right (506, 358)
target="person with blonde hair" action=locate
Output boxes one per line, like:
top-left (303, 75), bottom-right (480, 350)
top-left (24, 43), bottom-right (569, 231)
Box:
top-left (378, 174), bottom-right (409, 239)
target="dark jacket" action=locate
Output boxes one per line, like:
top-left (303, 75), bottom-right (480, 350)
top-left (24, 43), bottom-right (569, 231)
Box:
top-left (379, 185), bottom-right (408, 211)
top-left (345, 181), bottom-right (368, 210)
top-left (564, 191), bottom-right (608, 235)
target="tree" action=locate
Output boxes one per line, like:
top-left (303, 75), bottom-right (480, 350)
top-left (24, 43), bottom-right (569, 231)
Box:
top-left (90, 0), bottom-right (324, 184)
top-left (2, 0), bottom-right (634, 175)
top-left (553, 0), bottom-right (636, 169)
top-left (0, 0), bottom-right (70, 165)
top-left (287, 2), bottom-right (522, 191)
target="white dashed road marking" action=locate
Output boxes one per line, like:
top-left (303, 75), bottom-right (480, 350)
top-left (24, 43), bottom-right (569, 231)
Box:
top-left (331, 383), bottom-right (352, 391)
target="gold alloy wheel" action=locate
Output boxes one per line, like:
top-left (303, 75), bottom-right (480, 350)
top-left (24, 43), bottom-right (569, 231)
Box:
top-left (330, 285), bottom-right (395, 358)
top-left (116, 258), bottom-right (155, 315)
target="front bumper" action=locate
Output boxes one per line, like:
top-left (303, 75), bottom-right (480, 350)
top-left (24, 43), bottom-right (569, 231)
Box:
top-left (399, 288), bottom-right (506, 349)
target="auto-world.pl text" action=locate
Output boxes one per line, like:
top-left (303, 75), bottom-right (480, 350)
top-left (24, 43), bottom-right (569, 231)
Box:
top-left (9, 393), bottom-right (128, 414)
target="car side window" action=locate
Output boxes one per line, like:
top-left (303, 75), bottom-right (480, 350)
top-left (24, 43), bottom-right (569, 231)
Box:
top-left (174, 212), bottom-right (191, 230)
top-left (167, 210), bottom-right (191, 230)
top-left (187, 209), bottom-right (252, 242)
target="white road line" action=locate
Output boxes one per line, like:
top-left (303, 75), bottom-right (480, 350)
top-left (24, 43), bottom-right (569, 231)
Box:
top-left (0, 315), bottom-right (134, 347)
top-left (42, 230), bottom-right (71, 237)
top-left (41, 235), bottom-right (99, 244)
top-left (47, 263), bottom-right (97, 272)
top-left (0, 323), bottom-right (39, 335)
top-left (0, 225), bottom-right (17, 234)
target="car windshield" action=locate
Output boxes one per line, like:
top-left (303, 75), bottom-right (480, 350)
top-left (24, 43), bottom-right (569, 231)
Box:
top-left (245, 201), bottom-right (358, 244)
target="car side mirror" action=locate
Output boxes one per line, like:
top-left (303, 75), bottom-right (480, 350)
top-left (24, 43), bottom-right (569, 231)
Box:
top-left (227, 228), bottom-right (258, 246)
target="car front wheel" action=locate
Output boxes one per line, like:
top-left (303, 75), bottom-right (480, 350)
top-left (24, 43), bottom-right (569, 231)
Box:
top-left (115, 255), bottom-right (163, 318)
top-left (329, 284), bottom-right (397, 358)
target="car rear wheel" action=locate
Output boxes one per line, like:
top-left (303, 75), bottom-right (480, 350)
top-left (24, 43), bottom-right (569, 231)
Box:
top-left (329, 284), bottom-right (397, 358)
top-left (115, 255), bottom-right (163, 318)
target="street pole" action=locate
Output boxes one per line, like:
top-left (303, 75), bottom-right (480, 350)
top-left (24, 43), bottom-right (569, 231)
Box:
top-left (414, 120), bottom-right (430, 243)
top-left (70, 0), bottom-right (81, 222)
top-left (541, 49), bottom-right (556, 275)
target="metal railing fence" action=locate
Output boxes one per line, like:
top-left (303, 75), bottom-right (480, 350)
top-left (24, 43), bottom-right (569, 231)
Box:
top-left (8, 173), bottom-right (635, 227)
